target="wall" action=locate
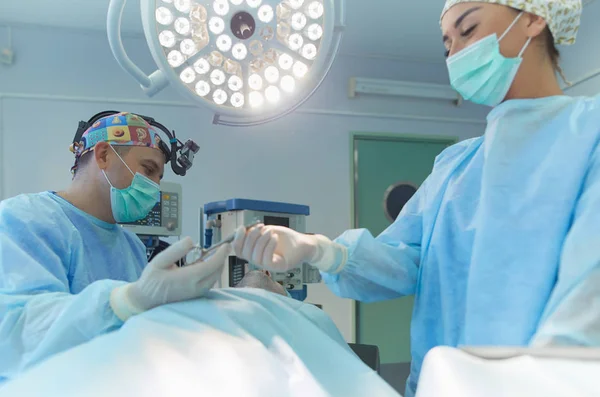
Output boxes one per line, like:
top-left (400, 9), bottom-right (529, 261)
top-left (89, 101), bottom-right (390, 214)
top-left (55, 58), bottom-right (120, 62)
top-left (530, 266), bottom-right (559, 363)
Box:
top-left (0, 22), bottom-right (506, 342)
top-left (561, 0), bottom-right (600, 96)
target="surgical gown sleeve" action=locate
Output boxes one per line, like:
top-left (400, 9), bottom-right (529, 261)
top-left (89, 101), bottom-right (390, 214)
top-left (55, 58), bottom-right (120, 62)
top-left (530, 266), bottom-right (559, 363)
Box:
top-left (0, 207), bottom-right (126, 379)
top-left (531, 140), bottom-right (600, 347)
top-left (321, 178), bottom-right (427, 303)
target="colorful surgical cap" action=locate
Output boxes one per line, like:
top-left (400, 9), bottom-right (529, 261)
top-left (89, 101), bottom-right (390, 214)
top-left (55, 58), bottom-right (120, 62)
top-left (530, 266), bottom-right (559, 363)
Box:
top-left (70, 112), bottom-right (163, 174)
top-left (441, 0), bottom-right (583, 45)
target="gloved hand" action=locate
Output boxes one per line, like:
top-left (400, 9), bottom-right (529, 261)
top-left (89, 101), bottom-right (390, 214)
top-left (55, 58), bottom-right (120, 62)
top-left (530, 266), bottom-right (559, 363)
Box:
top-left (232, 224), bottom-right (347, 273)
top-left (110, 237), bottom-right (229, 321)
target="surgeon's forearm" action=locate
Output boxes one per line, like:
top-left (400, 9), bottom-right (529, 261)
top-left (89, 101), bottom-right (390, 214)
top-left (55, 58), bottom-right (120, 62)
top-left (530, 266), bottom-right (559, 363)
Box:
top-left (0, 279), bottom-right (126, 379)
top-left (321, 229), bottom-right (419, 303)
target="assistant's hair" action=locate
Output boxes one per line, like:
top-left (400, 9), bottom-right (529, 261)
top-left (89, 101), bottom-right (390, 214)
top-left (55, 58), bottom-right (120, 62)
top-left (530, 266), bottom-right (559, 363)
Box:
top-left (543, 27), bottom-right (569, 83)
top-left (508, 7), bottom-right (566, 82)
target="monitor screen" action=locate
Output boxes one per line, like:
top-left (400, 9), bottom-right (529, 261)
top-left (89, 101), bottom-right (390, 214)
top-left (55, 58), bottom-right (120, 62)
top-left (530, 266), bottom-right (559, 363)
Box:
top-left (124, 199), bottom-right (162, 226)
top-left (263, 215), bottom-right (290, 228)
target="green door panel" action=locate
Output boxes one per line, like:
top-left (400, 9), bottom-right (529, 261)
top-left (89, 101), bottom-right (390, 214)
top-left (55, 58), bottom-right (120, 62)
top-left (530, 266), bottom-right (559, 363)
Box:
top-left (354, 136), bottom-right (453, 364)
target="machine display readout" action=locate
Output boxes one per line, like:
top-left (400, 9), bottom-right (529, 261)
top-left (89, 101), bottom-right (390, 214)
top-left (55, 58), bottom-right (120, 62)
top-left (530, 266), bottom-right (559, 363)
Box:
top-left (263, 215), bottom-right (290, 228)
top-left (124, 201), bottom-right (161, 227)
top-left (123, 192), bottom-right (179, 227)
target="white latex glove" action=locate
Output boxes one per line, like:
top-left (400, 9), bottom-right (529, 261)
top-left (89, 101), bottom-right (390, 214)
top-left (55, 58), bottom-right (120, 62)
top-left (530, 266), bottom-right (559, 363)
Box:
top-left (110, 237), bottom-right (229, 321)
top-left (232, 224), bottom-right (347, 273)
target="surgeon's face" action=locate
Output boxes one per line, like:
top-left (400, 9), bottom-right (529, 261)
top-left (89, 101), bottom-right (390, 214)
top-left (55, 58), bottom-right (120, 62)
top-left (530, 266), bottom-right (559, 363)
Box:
top-left (441, 3), bottom-right (533, 59)
top-left (100, 144), bottom-right (165, 189)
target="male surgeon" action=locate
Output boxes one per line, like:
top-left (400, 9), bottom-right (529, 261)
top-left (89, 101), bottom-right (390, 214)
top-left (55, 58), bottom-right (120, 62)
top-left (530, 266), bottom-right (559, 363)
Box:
top-left (0, 112), bottom-right (228, 383)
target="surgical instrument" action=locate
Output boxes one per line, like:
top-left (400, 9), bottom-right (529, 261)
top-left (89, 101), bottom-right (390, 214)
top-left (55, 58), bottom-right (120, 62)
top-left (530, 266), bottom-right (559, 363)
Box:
top-left (192, 220), bottom-right (262, 261)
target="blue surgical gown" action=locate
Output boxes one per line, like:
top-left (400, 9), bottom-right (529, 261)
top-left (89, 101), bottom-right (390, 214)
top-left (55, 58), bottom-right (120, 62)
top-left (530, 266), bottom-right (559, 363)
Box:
top-left (0, 191), bottom-right (147, 383)
top-left (322, 94), bottom-right (600, 397)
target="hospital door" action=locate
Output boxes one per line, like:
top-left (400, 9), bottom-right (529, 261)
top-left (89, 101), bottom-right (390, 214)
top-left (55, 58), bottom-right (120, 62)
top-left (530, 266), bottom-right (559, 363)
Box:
top-left (353, 135), bottom-right (454, 390)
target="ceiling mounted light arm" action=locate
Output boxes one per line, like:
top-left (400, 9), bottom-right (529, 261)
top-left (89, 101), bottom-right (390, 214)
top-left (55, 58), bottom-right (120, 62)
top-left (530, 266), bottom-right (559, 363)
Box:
top-left (107, 0), bottom-right (170, 96)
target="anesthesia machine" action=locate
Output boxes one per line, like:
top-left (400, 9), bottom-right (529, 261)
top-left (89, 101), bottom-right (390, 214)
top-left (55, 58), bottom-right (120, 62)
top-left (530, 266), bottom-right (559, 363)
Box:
top-left (202, 198), bottom-right (322, 300)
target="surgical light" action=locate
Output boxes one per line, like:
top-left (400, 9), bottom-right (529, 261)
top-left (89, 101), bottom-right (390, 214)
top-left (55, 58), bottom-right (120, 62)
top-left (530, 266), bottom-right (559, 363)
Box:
top-left (216, 34), bottom-right (232, 52)
top-left (307, 23), bottom-right (323, 40)
top-left (288, 0), bottom-right (304, 9)
top-left (194, 58), bottom-right (210, 74)
top-left (302, 43), bottom-right (317, 59)
top-left (210, 69), bottom-right (226, 85)
top-left (278, 53), bottom-right (293, 70)
top-left (156, 7), bottom-right (174, 25)
top-left (246, 0), bottom-right (262, 8)
top-left (280, 75), bottom-right (295, 92)
top-left (288, 33), bottom-right (303, 51)
top-left (180, 38), bottom-right (197, 55)
top-left (174, 0), bottom-right (192, 13)
top-left (213, 89), bottom-right (228, 104)
top-left (228, 75), bottom-right (243, 91)
top-left (231, 92), bottom-right (245, 107)
top-left (108, 0), bottom-right (345, 126)
top-left (180, 67), bottom-right (196, 83)
top-left (291, 12), bottom-right (307, 30)
top-left (258, 5), bottom-right (274, 23)
top-left (209, 17), bottom-right (225, 34)
top-left (232, 43), bottom-right (248, 60)
top-left (174, 17), bottom-right (192, 34)
top-left (249, 91), bottom-right (264, 107)
top-left (264, 65), bottom-right (279, 83)
top-left (265, 85), bottom-right (281, 103)
top-left (213, 0), bottom-right (230, 16)
top-left (308, 1), bottom-right (324, 19)
top-left (168, 50), bottom-right (185, 67)
top-left (248, 73), bottom-right (263, 90)
top-left (196, 80), bottom-right (210, 96)
top-left (293, 61), bottom-right (308, 78)
top-left (159, 30), bottom-right (176, 47)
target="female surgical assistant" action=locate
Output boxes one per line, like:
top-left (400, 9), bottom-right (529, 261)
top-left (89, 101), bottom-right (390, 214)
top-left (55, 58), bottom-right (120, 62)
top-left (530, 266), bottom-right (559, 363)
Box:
top-left (233, 1), bottom-right (600, 396)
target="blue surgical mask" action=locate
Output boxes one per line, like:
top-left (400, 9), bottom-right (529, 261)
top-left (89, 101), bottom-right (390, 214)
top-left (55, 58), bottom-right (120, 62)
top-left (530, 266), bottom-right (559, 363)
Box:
top-left (102, 146), bottom-right (160, 223)
top-left (446, 12), bottom-right (532, 107)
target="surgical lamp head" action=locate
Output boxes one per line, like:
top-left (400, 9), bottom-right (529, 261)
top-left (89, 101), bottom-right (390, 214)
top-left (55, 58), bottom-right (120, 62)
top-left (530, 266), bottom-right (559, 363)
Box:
top-left (106, 0), bottom-right (346, 126)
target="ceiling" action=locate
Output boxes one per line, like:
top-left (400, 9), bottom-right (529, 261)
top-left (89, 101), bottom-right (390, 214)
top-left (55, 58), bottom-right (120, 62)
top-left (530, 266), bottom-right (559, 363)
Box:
top-left (0, 0), bottom-right (449, 63)
top-left (0, 0), bottom-right (596, 64)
